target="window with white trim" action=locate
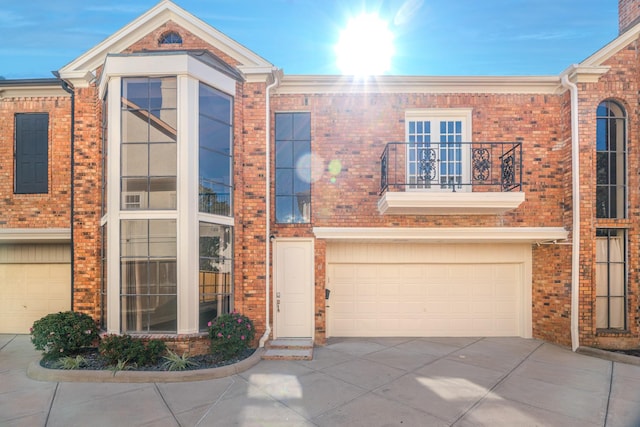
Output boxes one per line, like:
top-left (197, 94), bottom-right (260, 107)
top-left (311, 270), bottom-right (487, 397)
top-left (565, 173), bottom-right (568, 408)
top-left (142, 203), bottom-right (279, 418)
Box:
top-left (405, 109), bottom-right (472, 191)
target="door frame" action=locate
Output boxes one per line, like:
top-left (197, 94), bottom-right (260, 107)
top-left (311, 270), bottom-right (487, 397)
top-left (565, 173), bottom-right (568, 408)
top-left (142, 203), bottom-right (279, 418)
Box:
top-left (273, 237), bottom-right (315, 339)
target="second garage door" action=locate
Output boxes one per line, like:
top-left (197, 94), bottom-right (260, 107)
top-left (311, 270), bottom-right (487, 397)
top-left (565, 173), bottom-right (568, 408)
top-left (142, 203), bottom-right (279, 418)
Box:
top-left (0, 244), bottom-right (71, 333)
top-left (326, 242), bottom-right (531, 338)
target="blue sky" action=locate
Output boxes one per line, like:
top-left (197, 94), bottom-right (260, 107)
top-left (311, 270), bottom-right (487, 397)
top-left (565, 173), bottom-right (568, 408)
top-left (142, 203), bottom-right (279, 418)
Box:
top-left (0, 0), bottom-right (619, 79)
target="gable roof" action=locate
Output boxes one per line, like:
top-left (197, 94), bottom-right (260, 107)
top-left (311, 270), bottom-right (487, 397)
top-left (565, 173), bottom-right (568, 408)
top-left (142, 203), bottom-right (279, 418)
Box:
top-left (561, 18), bottom-right (640, 84)
top-left (58, 0), bottom-right (274, 87)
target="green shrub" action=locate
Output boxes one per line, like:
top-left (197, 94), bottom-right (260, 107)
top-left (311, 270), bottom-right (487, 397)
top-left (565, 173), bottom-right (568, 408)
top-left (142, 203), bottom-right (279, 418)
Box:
top-left (145, 339), bottom-right (168, 365)
top-left (208, 311), bottom-right (255, 359)
top-left (30, 311), bottom-right (100, 360)
top-left (98, 334), bottom-right (167, 366)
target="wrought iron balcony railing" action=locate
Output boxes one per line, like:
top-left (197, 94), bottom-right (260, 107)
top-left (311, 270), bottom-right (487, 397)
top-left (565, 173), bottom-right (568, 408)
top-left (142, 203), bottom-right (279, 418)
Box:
top-left (380, 142), bottom-right (522, 194)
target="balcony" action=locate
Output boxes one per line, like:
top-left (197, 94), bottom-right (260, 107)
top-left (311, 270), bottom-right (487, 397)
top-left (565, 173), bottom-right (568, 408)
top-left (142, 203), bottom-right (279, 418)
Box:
top-left (379, 142), bottom-right (525, 215)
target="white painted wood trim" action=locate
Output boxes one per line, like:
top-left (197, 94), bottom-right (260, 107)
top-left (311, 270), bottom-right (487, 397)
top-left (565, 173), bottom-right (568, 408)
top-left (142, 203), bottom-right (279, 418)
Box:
top-left (0, 228), bottom-right (71, 243)
top-left (378, 191), bottom-right (526, 215)
top-left (314, 226), bottom-right (568, 243)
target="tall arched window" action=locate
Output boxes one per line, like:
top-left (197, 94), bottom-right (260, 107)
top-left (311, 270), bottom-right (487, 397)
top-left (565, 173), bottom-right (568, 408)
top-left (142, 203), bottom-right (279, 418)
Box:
top-left (596, 100), bottom-right (626, 219)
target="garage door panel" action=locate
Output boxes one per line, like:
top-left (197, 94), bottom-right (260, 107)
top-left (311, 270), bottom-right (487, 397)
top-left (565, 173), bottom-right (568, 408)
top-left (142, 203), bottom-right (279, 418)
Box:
top-left (328, 243), bottom-right (525, 338)
top-left (0, 261), bottom-right (71, 334)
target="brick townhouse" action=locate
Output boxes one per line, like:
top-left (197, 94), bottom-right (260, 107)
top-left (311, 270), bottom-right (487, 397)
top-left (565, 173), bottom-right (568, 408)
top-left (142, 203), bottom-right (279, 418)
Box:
top-left (1, 0), bottom-right (639, 353)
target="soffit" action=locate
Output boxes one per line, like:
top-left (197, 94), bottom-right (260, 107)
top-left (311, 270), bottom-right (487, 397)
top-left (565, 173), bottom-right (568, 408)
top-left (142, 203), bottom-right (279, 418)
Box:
top-left (58, 0), bottom-right (273, 87)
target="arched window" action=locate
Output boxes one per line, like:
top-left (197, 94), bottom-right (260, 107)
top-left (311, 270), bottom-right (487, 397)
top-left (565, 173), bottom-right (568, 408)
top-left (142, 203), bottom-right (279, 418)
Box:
top-left (159, 31), bottom-right (182, 45)
top-left (596, 100), bottom-right (626, 219)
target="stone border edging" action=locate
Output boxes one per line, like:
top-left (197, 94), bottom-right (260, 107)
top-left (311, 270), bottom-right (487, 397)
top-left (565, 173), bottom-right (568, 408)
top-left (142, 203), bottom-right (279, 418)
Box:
top-left (26, 347), bottom-right (264, 383)
top-left (576, 346), bottom-right (640, 366)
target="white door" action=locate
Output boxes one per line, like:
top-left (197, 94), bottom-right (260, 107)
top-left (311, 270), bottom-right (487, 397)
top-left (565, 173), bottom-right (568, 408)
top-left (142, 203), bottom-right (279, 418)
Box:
top-left (326, 242), bottom-right (530, 338)
top-left (274, 239), bottom-right (314, 338)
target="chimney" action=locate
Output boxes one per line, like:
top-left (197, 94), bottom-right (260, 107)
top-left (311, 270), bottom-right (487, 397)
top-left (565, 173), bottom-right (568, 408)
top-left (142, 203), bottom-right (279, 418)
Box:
top-left (619, 0), bottom-right (640, 33)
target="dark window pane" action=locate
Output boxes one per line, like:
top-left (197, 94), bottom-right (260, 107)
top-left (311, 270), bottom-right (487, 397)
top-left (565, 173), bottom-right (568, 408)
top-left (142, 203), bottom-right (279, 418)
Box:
top-left (275, 112), bottom-right (311, 223)
top-left (276, 196), bottom-right (294, 223)
top-left (293, 113), bottom-right (311, 140)
top-left (276, 140), bottom-right (294, 168)
top-left (123, 78), bottom-right (149, 110)
top-left (276, 169), bottom-right (293, 195)
top-left (596, 187), bottom-right (609, 218)
top-left (200, 116), bottom-right (231, 154)
top-left (200, 84), bottom-right (232, 124)
top-left (199, 149), bottom-right (231, 186)
top-left (596, 152), bottom-right (608, 184)
top-left (15, 114), bottom-right (48, 194)
top-left (294, 169), bottom-right (311, 193)
top-left (275, 114), bottom-right (293, 140)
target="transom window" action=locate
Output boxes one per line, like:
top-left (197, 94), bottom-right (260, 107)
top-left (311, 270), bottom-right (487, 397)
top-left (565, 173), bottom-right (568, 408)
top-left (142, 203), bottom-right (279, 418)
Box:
top-left (596, 100), bottom-right (626, 219)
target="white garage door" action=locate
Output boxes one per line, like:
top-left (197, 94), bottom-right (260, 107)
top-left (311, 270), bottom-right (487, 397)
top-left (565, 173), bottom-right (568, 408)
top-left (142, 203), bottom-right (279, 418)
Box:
top-left (327, 242), bottom-right (531, 338)
top-left (0, 244), bottom-right (71, 333)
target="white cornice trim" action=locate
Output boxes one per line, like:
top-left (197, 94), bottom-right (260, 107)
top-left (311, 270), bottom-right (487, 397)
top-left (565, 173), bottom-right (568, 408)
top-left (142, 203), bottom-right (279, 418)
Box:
top-left (58, 0), bottom-right (272, 87)
top-left (560, 64), bottom-right (611, 84)
top-left (275, 75), bottom-right (563, 95)
top-left (0, 228), bottom-right (71, 243)
top-left (0, 86), bottom-right (69, 99)
top-left (313, 227), bottom-right (568, 244)
top-left (377, 192), bottom-right (525, 215)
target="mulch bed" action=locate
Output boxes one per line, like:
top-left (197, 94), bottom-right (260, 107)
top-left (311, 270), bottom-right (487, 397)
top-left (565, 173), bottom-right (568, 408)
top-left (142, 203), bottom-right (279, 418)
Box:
top-left (40, 348), bottom-right (255, 371)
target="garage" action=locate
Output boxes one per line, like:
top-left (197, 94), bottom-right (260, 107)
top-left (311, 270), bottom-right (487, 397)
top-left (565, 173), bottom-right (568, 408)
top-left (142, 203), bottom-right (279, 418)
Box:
top-left (0, 244), bottom-right (71, 333)
top-left (326, 242), bottom-right (532, 338)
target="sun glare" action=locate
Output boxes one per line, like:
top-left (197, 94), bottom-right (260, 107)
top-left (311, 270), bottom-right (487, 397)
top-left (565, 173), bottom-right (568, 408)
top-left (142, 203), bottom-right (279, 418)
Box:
top-left (335, 13), bottom-right (395, 76)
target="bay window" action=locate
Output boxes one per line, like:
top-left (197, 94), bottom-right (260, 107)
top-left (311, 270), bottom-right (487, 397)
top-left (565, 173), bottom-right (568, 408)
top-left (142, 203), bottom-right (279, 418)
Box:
top-left (100, 51), bottom-right (238, 334)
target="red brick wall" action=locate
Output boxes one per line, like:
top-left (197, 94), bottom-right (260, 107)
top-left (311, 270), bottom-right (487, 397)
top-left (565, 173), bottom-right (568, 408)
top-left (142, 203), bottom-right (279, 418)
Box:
top-left (574, 39), bottom-right (640, 349)
top-left (619, 0), bottom-right (640, 33)
top-left (122, 21), bottom-right (240, 67)
top-left (72, 86), bottom-right (102, 319)
top-left (0, 95), bottom-right (72, 229)
top-left (271, 90), bottom-right (572, 345)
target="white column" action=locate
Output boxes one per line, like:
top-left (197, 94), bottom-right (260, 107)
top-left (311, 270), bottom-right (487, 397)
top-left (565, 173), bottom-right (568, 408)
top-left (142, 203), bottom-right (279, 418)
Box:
top-left (106, 77), bottom-right (122, 334)
top-left (176, 75), bottom-right (200, 333)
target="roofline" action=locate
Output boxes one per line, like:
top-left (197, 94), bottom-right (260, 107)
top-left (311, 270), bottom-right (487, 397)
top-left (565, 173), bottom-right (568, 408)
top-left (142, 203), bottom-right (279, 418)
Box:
top-left (275, 74), bottom-right (563, 95)
top-left (58, 0), bottom-right (272, 87)
top-left (0, 78), bottom-right (69, 99)
top-left (0, 78), bottom-right (62, 87)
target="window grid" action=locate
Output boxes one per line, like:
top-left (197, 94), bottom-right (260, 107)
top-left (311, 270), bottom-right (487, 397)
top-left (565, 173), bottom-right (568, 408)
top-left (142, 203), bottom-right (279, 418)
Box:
top-left (595, 228), bottom-right (627, 330)
top-left (275, 112), bottom-right (311, 223)
top-left (596, 100), bottom-right (626, 219)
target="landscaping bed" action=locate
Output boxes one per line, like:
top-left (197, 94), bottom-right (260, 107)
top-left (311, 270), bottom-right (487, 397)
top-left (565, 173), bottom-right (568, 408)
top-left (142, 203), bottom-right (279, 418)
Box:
top-left (40, 347), bottom-right (255, 372)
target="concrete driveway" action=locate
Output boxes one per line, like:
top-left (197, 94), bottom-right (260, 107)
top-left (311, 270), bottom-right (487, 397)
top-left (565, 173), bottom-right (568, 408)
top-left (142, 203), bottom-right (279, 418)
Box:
top-left (1, 334), bottom-right (639, 426)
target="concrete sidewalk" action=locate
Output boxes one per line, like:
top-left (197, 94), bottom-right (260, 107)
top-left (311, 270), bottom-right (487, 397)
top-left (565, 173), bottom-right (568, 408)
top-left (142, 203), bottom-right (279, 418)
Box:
top-left (1, 334), bottom-right (639, 426)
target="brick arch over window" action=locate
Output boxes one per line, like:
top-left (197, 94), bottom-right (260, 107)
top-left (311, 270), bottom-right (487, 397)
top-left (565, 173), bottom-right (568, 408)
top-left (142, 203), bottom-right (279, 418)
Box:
top-left (596, 99), bottom-right (626, 219)
top-left (159, 31), bottom-right (182, 45)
